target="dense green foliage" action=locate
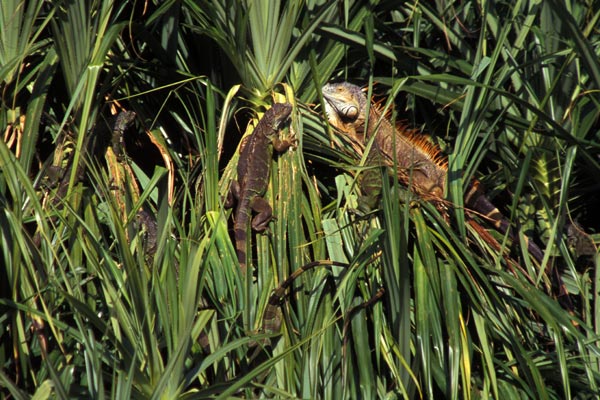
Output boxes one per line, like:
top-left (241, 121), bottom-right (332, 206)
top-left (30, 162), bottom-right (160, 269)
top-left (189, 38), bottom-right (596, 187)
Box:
top-left (1, 0), bottom-right (600, 398)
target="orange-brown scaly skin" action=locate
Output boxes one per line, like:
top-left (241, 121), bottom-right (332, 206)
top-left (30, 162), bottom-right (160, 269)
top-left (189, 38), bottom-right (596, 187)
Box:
top-left (322, 82), bottom-right (543, 262)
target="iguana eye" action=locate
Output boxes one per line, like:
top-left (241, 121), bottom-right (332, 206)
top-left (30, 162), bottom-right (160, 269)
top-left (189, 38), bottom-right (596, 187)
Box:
top-left (342, 106), bottom-right (359, 119)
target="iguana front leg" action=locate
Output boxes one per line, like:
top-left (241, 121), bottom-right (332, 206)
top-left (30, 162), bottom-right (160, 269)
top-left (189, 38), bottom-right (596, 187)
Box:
top-left (272, 137), bottom-right (296, 153)
top-left (357, 166), bottom-right (384, 213)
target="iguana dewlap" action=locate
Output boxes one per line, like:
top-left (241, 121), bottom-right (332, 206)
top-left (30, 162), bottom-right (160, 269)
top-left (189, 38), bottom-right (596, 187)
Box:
top-left (322, 82), bottom-right (543, 262)
top-left (227, 103), bottom-right (294, 273)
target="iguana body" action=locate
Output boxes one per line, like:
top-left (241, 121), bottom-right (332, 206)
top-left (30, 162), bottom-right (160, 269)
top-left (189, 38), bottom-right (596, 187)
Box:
top-left (227, 103), bottom-right (294, 273)
top-left (322, 82), bottom-right (543, 262)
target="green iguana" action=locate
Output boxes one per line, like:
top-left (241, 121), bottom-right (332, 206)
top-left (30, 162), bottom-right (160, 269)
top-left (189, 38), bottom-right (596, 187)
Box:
top-left (322, 82), bottom-right (544, 262)
top-left (227, 103), bottom-right (295, 273)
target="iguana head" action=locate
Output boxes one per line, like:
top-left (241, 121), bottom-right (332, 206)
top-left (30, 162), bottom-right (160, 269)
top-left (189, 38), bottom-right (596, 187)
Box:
top-left (256, 102), bottom-right (292, 142)
top-left (267, 102), bottom-right (293, 129)
top-left (322, 82), bottom-right (367, 138)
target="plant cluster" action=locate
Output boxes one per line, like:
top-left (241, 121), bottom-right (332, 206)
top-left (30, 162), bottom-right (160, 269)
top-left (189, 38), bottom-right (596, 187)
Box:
top-left (1, 1), bottom-right (600, 398)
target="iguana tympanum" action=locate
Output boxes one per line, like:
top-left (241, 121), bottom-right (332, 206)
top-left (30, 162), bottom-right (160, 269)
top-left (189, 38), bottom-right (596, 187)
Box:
top-left (322, 82), bottom-right (544, 262)
top-left (227, 102), bottom-right (295, 273)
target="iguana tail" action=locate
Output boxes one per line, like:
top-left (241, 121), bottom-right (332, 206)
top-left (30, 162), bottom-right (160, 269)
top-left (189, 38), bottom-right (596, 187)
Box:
top-left (234, 203), bottom-right (250, 274)
top-left (465, 181), bottom-right (544, 262)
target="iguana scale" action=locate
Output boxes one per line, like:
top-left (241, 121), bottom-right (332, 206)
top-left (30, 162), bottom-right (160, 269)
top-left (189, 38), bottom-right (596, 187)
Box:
top-left (322, 82), bottom-right (543, 262)
top-left (227, 103), bottom-right (295, 273)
